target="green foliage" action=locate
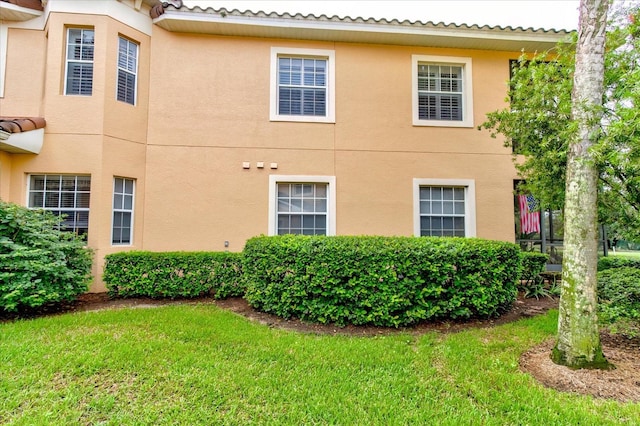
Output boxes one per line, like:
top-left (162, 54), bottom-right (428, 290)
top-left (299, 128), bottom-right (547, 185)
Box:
top-left (480, 5), bottom-right (640, 241)
top-left (2, 307), bottom-right (637, 424)
top-left (243, 235), bottom-right (521, 327)
top-left (103, 251), bottom-right (244, 299)
top-left (598, 255), bottom-right (640, 271)
top-left (486, 50), bottom-right (575, 211)
top-left (519, 252), bottom-right (549, 282)
top-left (597, 267), bottom-right (640, 337)
top-left (518, 252), bottom-right (552, 299)
top-left (0, 200), bottom-right (93, 312)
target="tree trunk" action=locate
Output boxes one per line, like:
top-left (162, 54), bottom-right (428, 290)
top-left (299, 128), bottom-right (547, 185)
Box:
top-left (552, 0), bottom-right (612, 369)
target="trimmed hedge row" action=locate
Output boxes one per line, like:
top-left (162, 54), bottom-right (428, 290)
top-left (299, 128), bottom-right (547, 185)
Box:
top-left (103, 251), bottom-right (244, 299)
top-left (598, 256), bottom-right (640, 271)
top-left (242, 235), bottom-right (522, 327)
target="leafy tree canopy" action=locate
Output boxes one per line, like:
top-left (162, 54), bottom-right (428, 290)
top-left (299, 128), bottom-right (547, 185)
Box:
top-left (480, 3), bottom-right (640, 241)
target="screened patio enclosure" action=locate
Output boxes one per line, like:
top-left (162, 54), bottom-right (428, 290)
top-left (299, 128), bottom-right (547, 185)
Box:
top-left (514, 194), bottom-right (609, 272)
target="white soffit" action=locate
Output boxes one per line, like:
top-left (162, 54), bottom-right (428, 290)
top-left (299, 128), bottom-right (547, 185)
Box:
top-left (152, 9), bottom-right (571, 52)
top-left (0, 1), bottom-right (43, 22)
top-left (0, 128), bottom-right (44, 154)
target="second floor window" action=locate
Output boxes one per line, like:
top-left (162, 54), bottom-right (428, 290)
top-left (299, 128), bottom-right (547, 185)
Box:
top-left (412, 55), bottom-right (474, 128)
top-left (278, 57), bottom-right (327, 117)
top-left (117, 37), bottom-right (138, 105)
top-left (418, 64), bottom-right (463, 121)
top-left (270, 47), bottom-right (335, 123)
top-left (65, 28), bottom-right (94, 96)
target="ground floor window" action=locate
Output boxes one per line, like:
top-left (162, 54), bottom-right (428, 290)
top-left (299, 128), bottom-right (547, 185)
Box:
top-left (269, 175), bottom-right (336, 236)
top-left (112, 177), bottom-right (135, 245)
top-left (413, 178), bottom-right (476, 237)
top-left (27, 174), bottom-right (91, 236)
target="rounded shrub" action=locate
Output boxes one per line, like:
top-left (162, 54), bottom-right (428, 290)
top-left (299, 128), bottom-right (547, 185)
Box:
top-left (243, 235), bottom-right (521, 327)
top-left (0, 200), bottom-right (93, 312)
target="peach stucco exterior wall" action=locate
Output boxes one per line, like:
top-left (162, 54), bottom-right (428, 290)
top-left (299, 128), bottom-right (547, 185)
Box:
top-left (2, 10), bottom-right (520, 291)
top-left (143, 28), bottom-right (518, 251)
top-left (1, 12), bottom-right (150, 290)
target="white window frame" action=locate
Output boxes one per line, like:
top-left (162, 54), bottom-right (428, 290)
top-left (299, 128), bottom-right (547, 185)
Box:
top-left (413, 178), bottom-right (476, 237)
top-left (270, 47), bottom-right (336, 123)
top-left (268, 175), bottom-right (336, 236)
top-left (64, 28), bottom-right (94, 96)
top-left (111, 177), bottom-right (135, 246)
top-left (116, 36), bottom-right (139, 105)
top-left (27, 174), bottom-right (91, 236)
top-left (412, 55), bottom-right (474, 128)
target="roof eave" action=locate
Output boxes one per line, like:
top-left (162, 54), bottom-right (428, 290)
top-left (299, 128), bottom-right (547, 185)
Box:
top-left (0, 1), bottom-right (42, 22)
top-left (0, 128), bottom-right (43, 154)
top-left (152, 10), bottom-right (570, 52)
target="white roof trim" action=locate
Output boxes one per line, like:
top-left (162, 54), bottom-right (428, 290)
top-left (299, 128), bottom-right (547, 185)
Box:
top-left (153, 7), bottom-right (570, 52)
top-left (0, 1), bottom-right (43, 22)
top-left (0, 128), bottom-right (44, 154)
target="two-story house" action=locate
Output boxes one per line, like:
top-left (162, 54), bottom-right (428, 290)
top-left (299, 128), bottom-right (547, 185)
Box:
top-left (0, 0), bottom-right (569, 291)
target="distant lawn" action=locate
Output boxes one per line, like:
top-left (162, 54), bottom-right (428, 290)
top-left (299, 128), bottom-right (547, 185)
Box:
top-left (1, 305), bottom-right (638, 425)
top-left (611, 250), bottom-right (640, 259)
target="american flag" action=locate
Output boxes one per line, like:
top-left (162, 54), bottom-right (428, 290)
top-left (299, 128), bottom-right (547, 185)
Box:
top-left (518, 194), bottom-right (540, 234)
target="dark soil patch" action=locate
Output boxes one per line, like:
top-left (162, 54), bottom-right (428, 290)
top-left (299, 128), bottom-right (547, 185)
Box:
top-left (2, 293), bottom-right (638, 403)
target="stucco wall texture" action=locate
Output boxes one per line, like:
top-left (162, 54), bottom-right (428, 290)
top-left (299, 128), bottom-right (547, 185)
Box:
top-left (1, 9), bottom-right (522, 291)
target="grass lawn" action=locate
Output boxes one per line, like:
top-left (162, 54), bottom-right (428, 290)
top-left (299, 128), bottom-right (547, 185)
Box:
top-left (1, 305), bottom-right (638, 425)
top-left (610, 250), bottom-right (640, 259)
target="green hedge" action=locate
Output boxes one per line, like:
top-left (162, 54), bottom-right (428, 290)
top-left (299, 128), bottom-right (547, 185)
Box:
top-left (598, 256), bottom-right (640, 271)
top-left (597, 267), bottom-right (640, 337)
top-left (519, 252), bottom-right (549, 283)
top-left (242, 235), bottom-right (522, 327)
top-left (103, 251), bottom-right (244, 299)
top-left (1, 201), bottom-right (93, 312)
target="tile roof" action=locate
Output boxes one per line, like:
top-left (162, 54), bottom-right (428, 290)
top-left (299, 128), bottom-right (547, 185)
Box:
top-left (147, 1), bottom-right (571, 52)
top-left (0, 117), bottom-right (46, 134)
top-left (149, 1), bottom-right (571, 35)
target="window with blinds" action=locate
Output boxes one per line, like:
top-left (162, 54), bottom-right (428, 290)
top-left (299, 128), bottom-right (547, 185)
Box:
top-left (276, 183), bottom-right (328, 235)
top-left (28, 174), bottom-right (91, 237)
top-left (418, 186), bottom-right (466, 237)
top-left (413, 178), bottom-right (476, 238)
top-left (270, 48), bottom-right (335, 123)
top-left (112, 177), bottom-right (135, 245)
top-left (278, 57), bottom-right (327, 117)
top-left (117, 37), bottom-right (138, 105)
top-left (65, 28), bottom-right (94, 96)
top-left (412, 55), bottom-right (473, 127)
top-left (417, 64), bottom-right (463, 121)
top-left (269, 175), bottom-right (336, 236)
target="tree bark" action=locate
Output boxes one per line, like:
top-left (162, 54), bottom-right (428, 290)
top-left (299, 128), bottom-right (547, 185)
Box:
top-left (552, 0), bottom-right (612, 369)
top-left (551, 0), bottom-right (611, 368)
